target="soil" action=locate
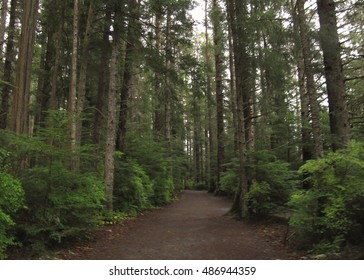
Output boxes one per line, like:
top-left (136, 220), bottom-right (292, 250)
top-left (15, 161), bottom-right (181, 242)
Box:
top-left (55, 190), bottom-right (304, 260)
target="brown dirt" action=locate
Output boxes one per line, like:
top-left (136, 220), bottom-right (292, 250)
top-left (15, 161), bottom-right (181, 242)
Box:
top-left (58, 190), bottom-right (303, 260)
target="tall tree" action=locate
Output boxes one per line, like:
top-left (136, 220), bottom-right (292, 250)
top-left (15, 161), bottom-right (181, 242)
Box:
top-left (67, 0), bottom-right (80, 163)
top-left (212, 0), bottom-right (225, 191)
top-left (8, 0), bottom-right (39, 135)
top-left (104, 5), bottom-right (124, 211)
top-left (316, 0), bottom-right (351, 150)
top-left (227, 0), bottom-right (250, 218)
top-left (0, 0), bottom-right (7, 59)
top-left (75, 1), bottom-right (95, 151)
top-left (117, 0), bottom-right (140, 151)
top-left (297, 0), bottom-right (323, 158)
top-left (0, 0), bottom-right (16, 129)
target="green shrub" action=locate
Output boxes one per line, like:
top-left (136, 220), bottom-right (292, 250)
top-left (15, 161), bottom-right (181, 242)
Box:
top-left (0, 171), bottom-right (24, 259)
top-left (248, 150), bottom-right (296, 206)
top-left (114, 159), bottom-right (154, 213)
top-left (18, 162), bottom-right (105, 252)
top-left (220, 168), bottom-right (239, 196)
top-left (288, 142), bottom-right (364, 251)
top-left (123, 135), bottom-right (176, 205)
top-left (246, 181), bottom-right (275, 218)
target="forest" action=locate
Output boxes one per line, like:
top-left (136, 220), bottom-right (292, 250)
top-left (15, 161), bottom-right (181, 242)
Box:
top-left (0, 0), bottom-right (363, 260)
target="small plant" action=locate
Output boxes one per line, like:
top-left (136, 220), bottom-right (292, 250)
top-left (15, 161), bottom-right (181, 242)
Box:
top-left (246, 181), bottom-right (275, 218)
top-left (0, 171), bottom-right (24, 259)
top-left (288, 142), bottom-right (364, 251)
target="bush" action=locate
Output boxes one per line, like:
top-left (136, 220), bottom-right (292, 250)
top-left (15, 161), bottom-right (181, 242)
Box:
top-left (248, 150), bottom-right (296, 206)
top-left (0, 171), bottom-right (24, 259)
top-left (114, 159), bottom-right (154, 213)
top-left (288, 142), bottom-right (364, 251)
top-left (246, 181), bottom-right (275, 218)
top-left (220, 167), bottom-right (239, 196)
top-left (123, 135), bottom-right (176, 205)
top-left (17, 162), bottom-right (105, 253)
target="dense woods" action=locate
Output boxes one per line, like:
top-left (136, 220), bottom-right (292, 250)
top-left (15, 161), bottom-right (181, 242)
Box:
top-left (0, 0), bottom-right (363, 259)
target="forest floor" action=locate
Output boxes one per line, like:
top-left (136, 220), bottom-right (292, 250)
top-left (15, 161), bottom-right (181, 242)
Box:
top-left (56, 190), bottom-right (306, 260)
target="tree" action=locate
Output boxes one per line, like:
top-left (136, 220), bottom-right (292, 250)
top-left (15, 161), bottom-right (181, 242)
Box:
top-left (212, 0), bottom-right (226, 191)
top-left (0, 0), bottom-right (16, 129)
top-left (226, 0), bottom-right (250, 218)
top-left (297, 0), bottom-right (324, 158)
top-left (316, 0), bottom-right (351, 150)
top-left (8, 0), bottom-right (39, 135)
top-left (104, 4), bottom-right (124, 211)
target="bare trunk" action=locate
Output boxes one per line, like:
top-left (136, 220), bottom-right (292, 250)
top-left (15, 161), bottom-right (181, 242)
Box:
top-left (153, 10), bottom-right (164, 136)
top-left (212, 0), bottom-right (225, 191)
top-left (227, 0), bottom-right (249, 218)
top-left (68, 0), bottom-right (79, 164)
top-left (291, 0), bottom-right (313, 161)
top-left (93, 6), bottom-right (111, 148)
top-left (0, 0), bottom-right (8, 60)
top-left (8, 0), bottom-right (39, 135)
top-left (0, 0), bottom-right (16, 129)
top-left (117, 0), bottom-right (140, 151)
top-left (297, 0), bottom-right (323, 158)
top-left (316, 0), bottom-right (351, 150)
top-left (227, 22), bottom-right (238, 153)
top-left (75, 1), bottom-right (95, 152)
top-left (104, 11), bottom-right (122, 211)
top-left (49, 21), bottom-right (63, 111)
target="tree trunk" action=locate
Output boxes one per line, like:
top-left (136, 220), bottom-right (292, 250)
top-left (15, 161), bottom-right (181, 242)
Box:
top-left (117, 0), bottom-right (140, 151)
top-left (104, 8), bottom-right (123, 211)
top-left (205, 0), bottom-right (216, 192)
top-left (297, 0), bottom-right (323, 158)
top-left (212, 0), bottom-right (225, 191)
top-left (93, 5), bottom-right (111, 148)
top-left (316, 0), bottom-right (351, 150)
top-left (0, 0), bottom-right (8, 60)
top-left (75, 1), bottom-right (95, 153)
top-left (227, 0), bottom-right (249, 218)
top-left (227, 22), bottom-right (238, 154)
top-left (291, 0), bottom-right (313, 161)
top-left (0, 0), bottom-right (16, 129)
top-left (8, 0), bottom-right (39, 135)
top-left (153, 9), bottom-right (164, 137)
top-left (67, 0), bottom-right (79, 166)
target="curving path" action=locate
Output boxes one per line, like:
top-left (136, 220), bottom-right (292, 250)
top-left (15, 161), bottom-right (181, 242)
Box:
top-left (64, 190), bottom-right (298, 260)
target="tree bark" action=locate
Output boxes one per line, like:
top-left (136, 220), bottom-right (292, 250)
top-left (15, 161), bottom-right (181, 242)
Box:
top-left (0, 0), bottom-right (8, 60)
top-left (93, 5), bottom-right (111, 148)
top-left (104, 7), bottom-right (123, 211)
top-left (316, 0), bottom-right (351, 150)
top-left (297, 0), bottom-right (323, 158)
top-left (67, 0), bottom-right (79, 165)
top-left (291, 0), bottom-right (313, 161)
top-left (0, 0), bottom-right (16, 129)
top-left (226, 0), bottom-right (249, 218)
top-left (212, 0), bottom-right (225, 191)
top-left (117, 0), bottom-right (140, 151)
top-left (75, 0), bottom-right (95, 158)
top-left (8, 0), bottom-right (39, 135)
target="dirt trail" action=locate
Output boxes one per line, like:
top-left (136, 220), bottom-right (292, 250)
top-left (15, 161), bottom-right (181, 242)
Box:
top-left (63, 190), bottom-right (299, 260)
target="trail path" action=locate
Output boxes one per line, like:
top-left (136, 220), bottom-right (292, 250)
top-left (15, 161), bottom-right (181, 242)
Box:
top-left (63, 190), bottom-right (299, 260)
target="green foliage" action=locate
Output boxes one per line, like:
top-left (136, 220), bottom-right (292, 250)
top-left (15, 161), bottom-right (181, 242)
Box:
top-left (220, 161), bottom-right (239, 196)
top-left (288, 142), bottom-right (364, 251)
top-left (248, 150), bottom-right (296, 207)
top-left (0, 171), bottom-right (24, 259)
top-left (1, 122), bottom-right (106, 257)
top-left (124, 134), bottom-right (176, 206)
top-left (18, 162), bottom-right (105, 251)
top-left (101, 211), bottom-right (131, 226)
top-left (114, 159), bottom-right (154, 214)
top-left (246, 181), bottom-right (275, 218)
